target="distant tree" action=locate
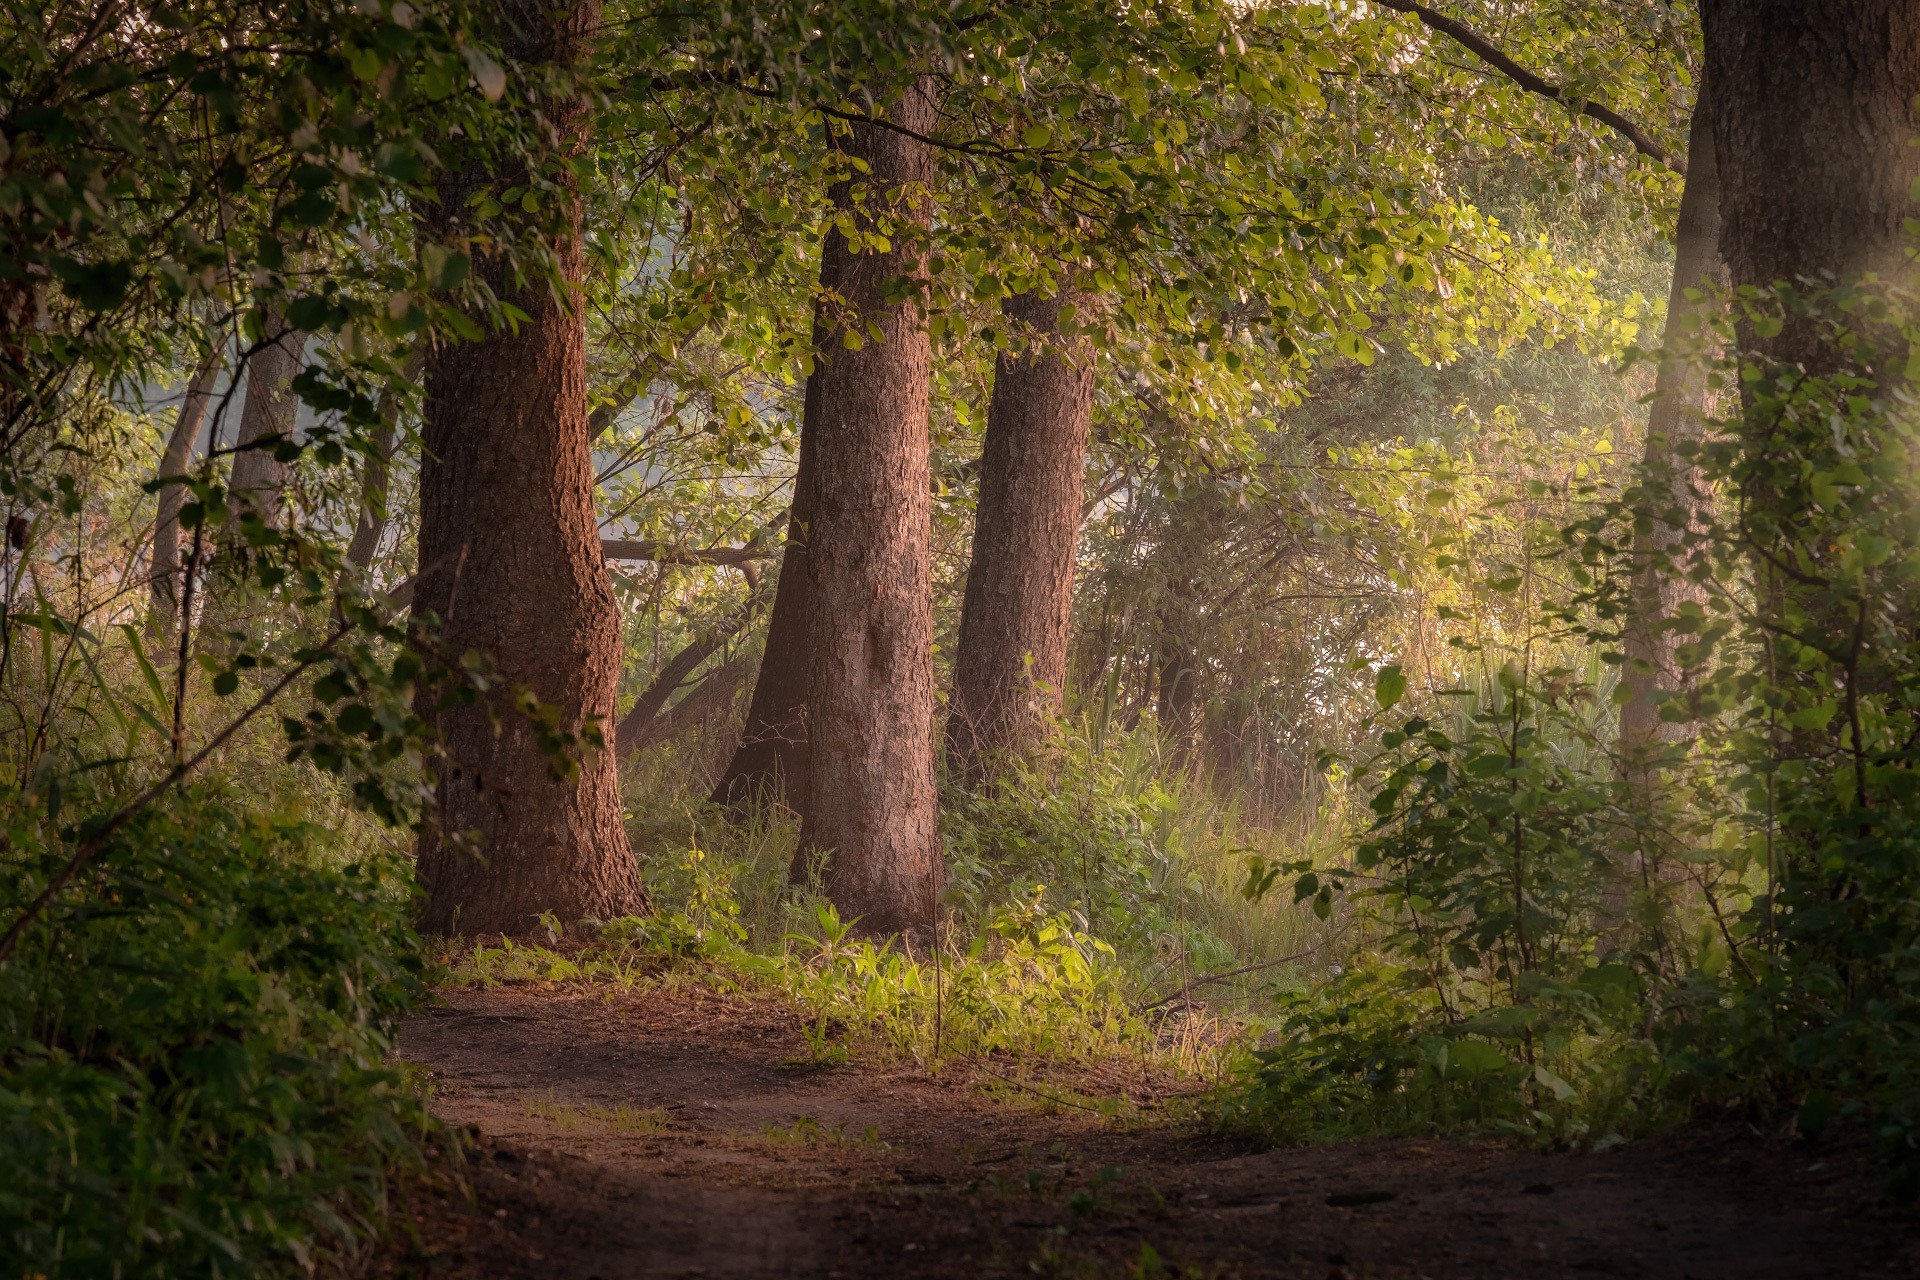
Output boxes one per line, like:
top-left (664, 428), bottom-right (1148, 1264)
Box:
top-left (946, 286), bottom-right (1096, 786)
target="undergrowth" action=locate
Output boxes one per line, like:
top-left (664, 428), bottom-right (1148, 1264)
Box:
top-left (0, 789), bottom-right (429, 1277)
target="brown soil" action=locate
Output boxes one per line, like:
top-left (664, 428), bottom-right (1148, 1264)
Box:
top-left (376, 982), bottom-right (1919, 1279)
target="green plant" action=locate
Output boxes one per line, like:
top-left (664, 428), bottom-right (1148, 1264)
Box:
top-left (0, 791), bottom-right (428, 1277)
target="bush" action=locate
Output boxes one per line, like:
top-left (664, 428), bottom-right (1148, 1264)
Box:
top-left (0, 792), bottom-right (428, 1278)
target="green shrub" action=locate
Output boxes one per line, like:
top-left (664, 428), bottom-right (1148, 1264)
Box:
top-left (0, 792), bottom-right (428, 1277)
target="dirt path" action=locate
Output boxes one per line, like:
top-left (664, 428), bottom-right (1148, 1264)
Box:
top-left (381, 983), bottom-right (1918, 1279)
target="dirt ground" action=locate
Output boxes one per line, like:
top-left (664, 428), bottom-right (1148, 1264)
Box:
top-left (374, 982), bottom-right (1920, 1279)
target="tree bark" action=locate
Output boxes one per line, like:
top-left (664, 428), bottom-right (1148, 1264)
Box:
top-left (946, 286), bottom-right (1094, 786)
top-left (1702, 0), bottom-right (1920, 352)
top-left (1616, 93), bottom-right (1727, 769)
top-left (413, 0), bottom-right (643, 937)
top-left (229, 316), bottom-right (304, 526)
top-left (151, 347), bottom-right (222, 638)
top-left (795, 81), bottom-right (944, 937)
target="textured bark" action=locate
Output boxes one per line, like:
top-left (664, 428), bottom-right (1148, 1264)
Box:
top-left (1616, 94), bottom-right (1727, 768)
top-left (946, 287), bottom-right (1094, 786)
top-left (229, 316), bottom-right (304, 526)
top-left (795, 81), bottom-right (944, 936)
top-left (413, 0), bottom-right (642, 937)
top-left (150, 348), bottom-right (222, 637)
top-left (1703, 0), bottom-right (1920, 355)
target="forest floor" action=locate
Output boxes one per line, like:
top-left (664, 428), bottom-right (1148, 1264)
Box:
top-left (375, 982), bottom-right (1920, 1279)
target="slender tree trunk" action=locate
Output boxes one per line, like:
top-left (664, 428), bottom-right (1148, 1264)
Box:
top-left (1601, 92), bottom-right (1727, 954)
top-left (708, 396), bottom-right (816, 809)
top-left (795, 81), bottom-right (944, 936)
top-left (946, 286), bottom-right (1094, 785)
top-left (1702, 0), bottom-right (1920, 352)
top-left (1616, 93), bottom-right (1727, 768)
top-left (151, 348), bottom-right (222, 637)
top-left (413, 0), bottom-right (643, 936)
top-left (346, 350), bottom-right (422, 572)
top-left (229, 315), bottom-right (304, 526)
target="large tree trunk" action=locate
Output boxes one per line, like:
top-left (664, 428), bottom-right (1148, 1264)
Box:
top-left (796, 81), bottom-right (944, 937)
top-left (1615, 93), bottom-right (1727, 768)
top-left (413, 0), bottom-right (643, 937)
top-left (150, 348), bottom-right (222, 638)
top-left (229, 316), bottom-right (304, 526)
top-left (1702, 0), bottom-right (1920, 346)
top-left (945, 286), bottom-right (1094, 786)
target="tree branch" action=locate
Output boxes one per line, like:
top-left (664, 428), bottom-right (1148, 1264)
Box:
top-left (1375, 0), bottom-right (1684, 175)
top-left (600, 539), bottom-right (773, 567)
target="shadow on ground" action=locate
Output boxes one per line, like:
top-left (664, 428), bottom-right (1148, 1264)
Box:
top-left (369, 984), bottom-right (1919, 1279)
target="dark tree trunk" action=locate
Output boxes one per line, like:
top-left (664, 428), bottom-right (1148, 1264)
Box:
top-left (413, 0), bottom-right (643, 937)
top-left (1616, 93), bottom-right (1727, 768)
top-left (708, 397), bottom-right (816, 810)
top-left (1703, 0), bottom-right (1920, 347)
top-left (795, 81), bottom-right (944, 937)
top-left (151, 348), bottom-right (221, 637)
top-left (229, 316), bottom-right (304, 526)
top-left (946, 286), bottom-right (1094, 785)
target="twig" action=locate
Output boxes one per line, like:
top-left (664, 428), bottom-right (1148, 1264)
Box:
top-left (962, 1055), bottom-right (1113, 1115)
top-left (1134, 932), bottom-right (1348, 1013)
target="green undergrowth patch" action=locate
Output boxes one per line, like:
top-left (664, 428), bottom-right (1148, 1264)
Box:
top-left (439, 841), bottom-right (1243, 1093)
top-left (1, 789), bottom-right (431, 1278)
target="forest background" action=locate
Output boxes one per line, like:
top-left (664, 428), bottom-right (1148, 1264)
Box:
top-left (4, 0), bottom-right (1919, 1274)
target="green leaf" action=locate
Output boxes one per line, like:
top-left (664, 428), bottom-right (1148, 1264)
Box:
top-left (1374, 664), bottom-right (1407, 709)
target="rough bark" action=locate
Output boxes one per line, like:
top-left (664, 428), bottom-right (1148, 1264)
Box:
top-left (795, 81), bottom-right (944, 937)
top-left (946, 287), bottom-right (1094, 786)
top-left (1702, 0), bottom-right (1920, 356)
top-left (229, 316), bottom-right (304, 526)
top-left (150, 348), bottom-right (222, 637)
top-left (1616, 94), bottom-right (1727, 769)
top-left (413, 0), bottom-right (643, 937)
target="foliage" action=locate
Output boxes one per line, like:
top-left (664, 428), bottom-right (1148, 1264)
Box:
top-left (0, 792), bottom-right (427, 1277)
top-left (446, 840), bottom-right (1229, 1083)
top-left (1577, 277), bottom-right (1920, 1194)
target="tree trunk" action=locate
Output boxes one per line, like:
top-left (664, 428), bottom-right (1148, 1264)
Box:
top-left (229, 316), bottom-right (304, 526)
top-left (795, 81), bottom-right (944, 937)
top-left (1600, 91), bottom-right (1728, 956)
top-left (413, 0), bottom-right (643, 937)
top-left (151, 347), bottom-right (222, 638)
top-left (346, 350), bottom-right (422, 572)
top-left (1702, 0), bottom-right (1920, 350)
top-left (707, 404), bottom-right (815, 809)
top-left (946, 286), bottom-right (1094, 785)
top-left (1616, 92), bottom-right (1727, 769)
